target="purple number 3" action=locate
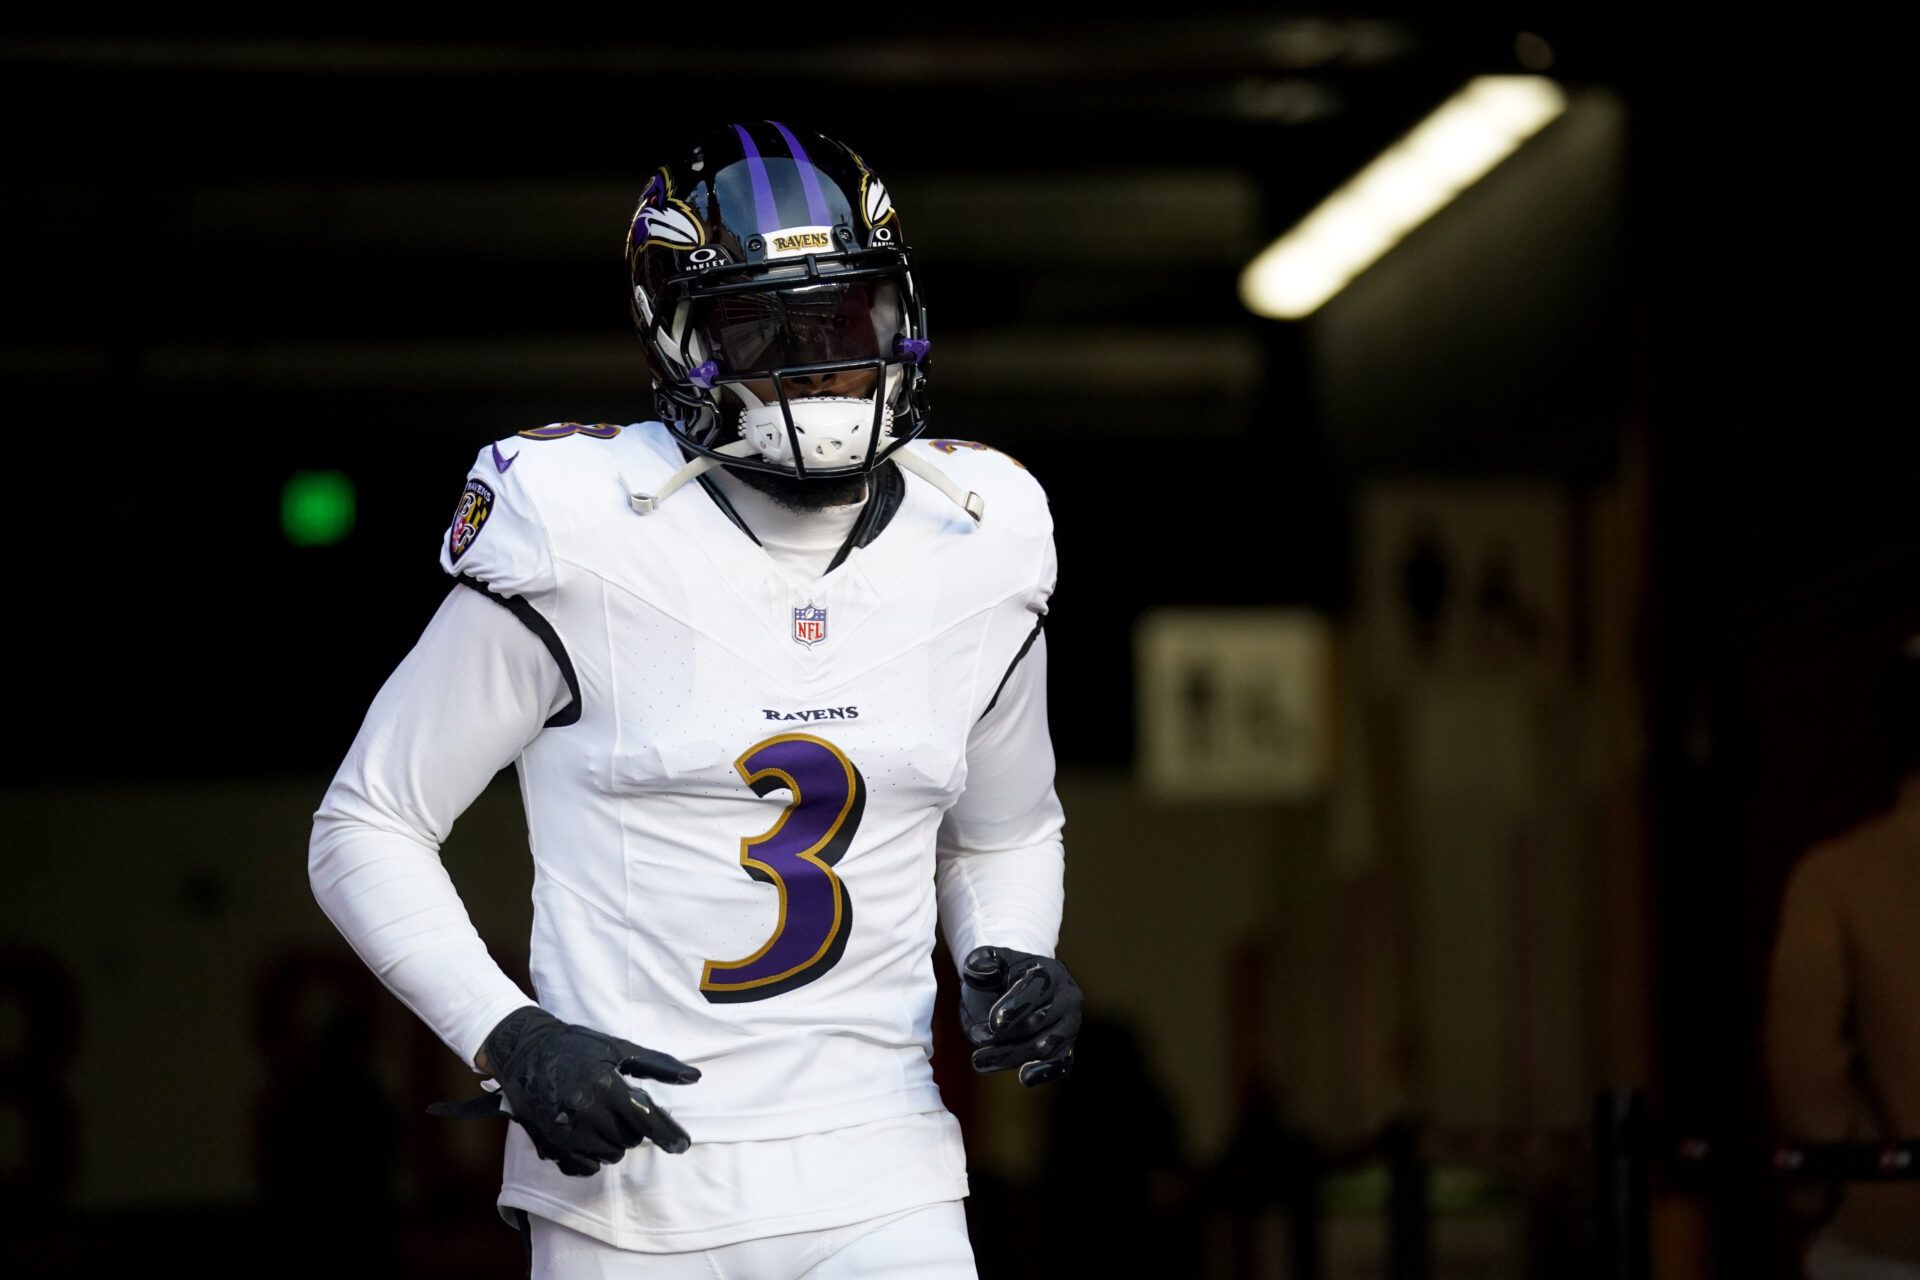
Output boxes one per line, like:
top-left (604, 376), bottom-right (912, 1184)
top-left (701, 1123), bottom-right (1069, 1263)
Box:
top-left (700, 733), bottom-right (865, 1003)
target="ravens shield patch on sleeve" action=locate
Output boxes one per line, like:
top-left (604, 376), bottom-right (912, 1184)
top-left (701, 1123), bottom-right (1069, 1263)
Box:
top-left (448, 478), bottom-right (495, 563)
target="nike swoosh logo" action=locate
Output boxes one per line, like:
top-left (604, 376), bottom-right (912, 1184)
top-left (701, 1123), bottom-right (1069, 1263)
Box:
top-left (492, 443), bottom-right (518, 473)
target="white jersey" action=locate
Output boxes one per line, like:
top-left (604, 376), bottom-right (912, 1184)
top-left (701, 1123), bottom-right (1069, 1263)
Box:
top-left (427, 421), bottom-right (1061, 1242)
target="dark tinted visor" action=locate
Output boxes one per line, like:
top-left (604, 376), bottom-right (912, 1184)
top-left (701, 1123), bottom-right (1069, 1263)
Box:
top-left (691, 278), bottom-right (905, 377)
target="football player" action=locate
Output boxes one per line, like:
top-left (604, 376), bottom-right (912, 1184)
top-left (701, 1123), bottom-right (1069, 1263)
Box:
top-left (308, 122), bottom-right (1081, 1279)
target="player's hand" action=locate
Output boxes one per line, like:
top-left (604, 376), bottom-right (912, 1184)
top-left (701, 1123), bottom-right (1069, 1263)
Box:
top-left (958, 946), bottom-right (1081, 1086)
top-left (430, 1005), bottom-right (699, 1176)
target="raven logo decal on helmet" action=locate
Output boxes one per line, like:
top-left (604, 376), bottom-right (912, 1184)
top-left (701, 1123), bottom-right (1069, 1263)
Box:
top-left (628, 169), bottom-right (705, 253)
top-left (858, 173), bottom-right (894, 229)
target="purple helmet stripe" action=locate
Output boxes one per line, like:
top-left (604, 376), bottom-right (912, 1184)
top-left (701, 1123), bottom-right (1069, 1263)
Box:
top-left (768, 120), bottom-right (832, 227)
top-left (730, 123), bottom-right (781, 233)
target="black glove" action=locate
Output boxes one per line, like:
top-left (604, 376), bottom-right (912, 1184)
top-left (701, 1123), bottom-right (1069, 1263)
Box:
top-left (958, 945), bottom-right (1081, 1086)
top-left (428, 1005), bottom-right (699, 1175)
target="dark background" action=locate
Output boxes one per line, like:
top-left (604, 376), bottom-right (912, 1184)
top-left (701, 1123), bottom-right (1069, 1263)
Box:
top-left (5, 12), bottom-right (1918, 1277)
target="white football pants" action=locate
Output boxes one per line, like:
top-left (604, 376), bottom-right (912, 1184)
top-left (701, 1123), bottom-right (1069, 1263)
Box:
top-left (526, 1201), bottom-right (977, 1279)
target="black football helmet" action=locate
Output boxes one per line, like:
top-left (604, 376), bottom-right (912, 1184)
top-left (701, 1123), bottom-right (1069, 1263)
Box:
top-left (624, 122), bottom-right (975, 515)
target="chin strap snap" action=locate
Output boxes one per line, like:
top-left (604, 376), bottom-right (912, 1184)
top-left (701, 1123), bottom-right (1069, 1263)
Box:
top-left (892, 449), bottom-right (985, 522)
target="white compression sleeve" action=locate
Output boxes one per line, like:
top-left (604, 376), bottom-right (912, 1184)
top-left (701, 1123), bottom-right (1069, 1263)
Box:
top-left (308, 584), bottom-right (569, 1072)
top-left (933, 629), bottom-right (1066, 963)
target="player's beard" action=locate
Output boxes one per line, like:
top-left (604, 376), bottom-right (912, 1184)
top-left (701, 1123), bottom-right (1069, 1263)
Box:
top-left (728, 465), bottom-right (870, 513)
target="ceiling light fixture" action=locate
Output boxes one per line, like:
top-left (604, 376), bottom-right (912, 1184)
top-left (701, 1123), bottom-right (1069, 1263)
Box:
top-left (1238, 75), bottom-right (1567, 320)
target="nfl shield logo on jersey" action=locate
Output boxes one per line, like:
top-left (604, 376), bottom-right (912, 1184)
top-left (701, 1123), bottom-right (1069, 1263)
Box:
top-left (792, 602), bottom-right (828, 649)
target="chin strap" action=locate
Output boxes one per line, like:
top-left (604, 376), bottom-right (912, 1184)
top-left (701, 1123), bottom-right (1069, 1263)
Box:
top-left (625, 439), bottom-right (985, 523)
top-left (890, 449), bottom-right (986, 523)
top-left (623, 440), bottom-right (759, 514)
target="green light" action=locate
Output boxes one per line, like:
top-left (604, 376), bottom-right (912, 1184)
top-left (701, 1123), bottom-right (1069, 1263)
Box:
top-left (281, 470), bottom-right (356, 546)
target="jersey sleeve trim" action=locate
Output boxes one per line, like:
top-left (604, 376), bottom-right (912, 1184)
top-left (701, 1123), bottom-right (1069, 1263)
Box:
top-left (978, 613), bottom-right (1045, 724)
top-left (453, 574), bottom-right (581, 728)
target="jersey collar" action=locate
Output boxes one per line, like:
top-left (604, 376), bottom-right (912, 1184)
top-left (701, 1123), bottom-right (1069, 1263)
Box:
top-left (687, 451), bottom-right (908, 574)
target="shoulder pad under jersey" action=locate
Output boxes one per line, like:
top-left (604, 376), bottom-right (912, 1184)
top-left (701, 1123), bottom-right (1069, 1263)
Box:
top-left (907, 438), bottom-right (1050, 531)
top-left (903, 437), bottom-right (1055, 612)
top-left (435, 422), bottom-right (631, 596)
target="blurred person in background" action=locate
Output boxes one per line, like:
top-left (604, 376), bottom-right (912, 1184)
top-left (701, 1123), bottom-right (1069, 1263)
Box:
top-left (1766, 637), bottom-right (1920, 1279)
top-left (308, 122), bottom-right (1082, 1278)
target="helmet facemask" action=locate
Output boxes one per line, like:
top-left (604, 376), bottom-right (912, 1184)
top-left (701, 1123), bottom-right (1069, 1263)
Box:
top-left (642, 253), bottom-right (929, 482)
